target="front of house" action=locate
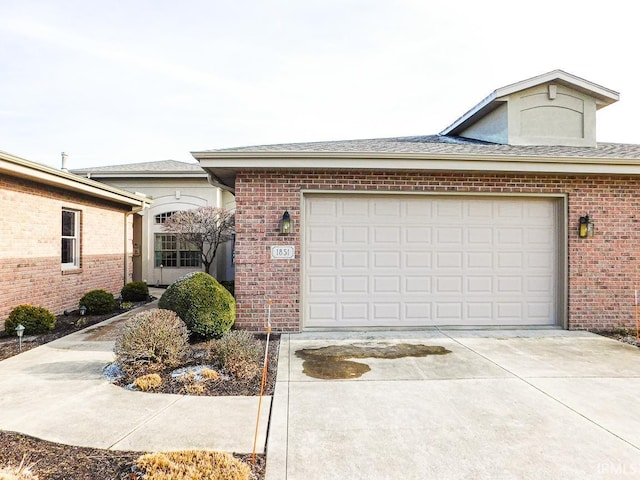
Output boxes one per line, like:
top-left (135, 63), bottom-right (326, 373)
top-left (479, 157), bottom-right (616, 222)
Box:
top-left (194, 70), bottom-right (640, 332)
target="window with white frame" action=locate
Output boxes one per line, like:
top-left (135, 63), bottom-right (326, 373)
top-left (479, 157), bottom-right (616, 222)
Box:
top-left (154, 211), bottom-right (177, 224)
top-left (61, 209), bottom-right (80, 269)
top-left (154, 234), bottom-right (201, 268)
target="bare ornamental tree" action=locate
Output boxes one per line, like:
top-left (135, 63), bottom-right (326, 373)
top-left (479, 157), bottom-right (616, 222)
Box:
top-left (162, 206), bottom-right (235, 276)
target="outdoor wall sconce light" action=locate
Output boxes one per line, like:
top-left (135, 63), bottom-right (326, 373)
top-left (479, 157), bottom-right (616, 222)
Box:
top-left (578, 214), bottom-right (594, 238)
top-left (79, 305), bottom-right (87, 316)
top-left (279, 210), bottom-right (292, 235)
top-left (15, 323), bottom-right (25, 351)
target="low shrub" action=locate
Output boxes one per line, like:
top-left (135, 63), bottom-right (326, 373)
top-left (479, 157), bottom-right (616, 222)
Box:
top-left (120, 281), bottom-right (149, 302)
top-left (136, 450), bottom-right (251, 480)
top-left (79, 289), bottom-right (115, 315)
top-left (200, 367), bottom-right (220, 380)
top-left (5, 305), bottom-right (56, 336)
top-left (210, 330), bottom-right (263, 380)
top-left (183, 383), bottom-right (205, 395)
top-left (114, 309), bottom-right (189, 368)
top-left (159, 272), bottom-right (235, 338)
top-left (134, 373), bottom-right (162, 391)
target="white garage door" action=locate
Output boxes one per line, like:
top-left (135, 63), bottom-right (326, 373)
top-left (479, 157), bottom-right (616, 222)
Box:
top-left (304, 194), bottom-right (559, 328)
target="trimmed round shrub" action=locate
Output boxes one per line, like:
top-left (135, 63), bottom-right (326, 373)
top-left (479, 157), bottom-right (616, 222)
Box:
top-left (159, 272), bottom-right (235, 338)
top-left (79, 289), bottom-right (116, 315)
top-left (5, 304), bottom-right (56, 336)
top-left (121, 281), bottom-right (149, 302)
top-left (114, 308), bottom-right (189, 367)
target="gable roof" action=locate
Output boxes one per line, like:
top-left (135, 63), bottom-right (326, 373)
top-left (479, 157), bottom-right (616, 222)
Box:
top-left (72, 160), bottom-right (205, 178)
top-left (440, 70), bottom-right (619, 137)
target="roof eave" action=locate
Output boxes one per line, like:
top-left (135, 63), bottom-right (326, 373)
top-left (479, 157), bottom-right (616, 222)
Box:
top-left (194, 150), bottom-right (640, 191)
top-left (0, 151), bottom-right (151, 208)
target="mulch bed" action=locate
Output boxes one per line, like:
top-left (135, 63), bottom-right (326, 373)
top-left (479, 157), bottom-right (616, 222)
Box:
top-left (0, 309), bottom-right (123, 361)
top-left (112, 334), bottom-right (279, 397)
top-left (592, 328), bottom-right (640, 348)
top-left (0, 305), bottom-right (273, 479)
top-left (0, 431), bottom-right (265, 479)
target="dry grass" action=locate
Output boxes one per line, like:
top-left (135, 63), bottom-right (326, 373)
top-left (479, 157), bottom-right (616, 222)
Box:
top-left (0, 456), bottom-right (39, 480)
top-left (136, 450), bottom-right (251, 480)
top-left (133, 373), bottom-right (163, 391)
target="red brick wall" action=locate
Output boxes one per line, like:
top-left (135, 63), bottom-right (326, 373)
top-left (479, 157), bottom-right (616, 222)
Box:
top-left (0, 174), bottom-right (134, 324)
top-left (234, 170), bottom-right (640, 332)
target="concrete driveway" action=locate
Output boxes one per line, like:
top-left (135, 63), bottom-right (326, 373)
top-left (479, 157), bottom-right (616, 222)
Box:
top-left (266, 330), bottom-right (640, 479)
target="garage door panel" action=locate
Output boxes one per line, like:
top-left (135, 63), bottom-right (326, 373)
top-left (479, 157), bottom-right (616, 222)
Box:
top-left (467, 252), bottom-right (492, 268)
top-left (341, 199), bottom-right (369, 217)
top-left (373, 251), bottom-right (400, 268)
top-left (341, 303), bottom-right (368, 321)
top-left (436, 227), bottom-right (463, 244)
top-left (373, 276), bottom-right (401, 294)
top-left (466, 276), bottom-right (493, 293)
top-left (308, 226), bottom-right (337, 243)
top-left (497, 228), bottom-right (524, 245)
top-left (340, 276), bottom-right (368, 294)
top-left (373, 303), bottom-right (401, 321)
top-left (436, 252), bottom-right (462, 268)
top-left (342, 226), bottom-right (369, 244)
top-left (373, 226), bottom-right (401, 243)
top-left (404, 251), bottom-right (431, 268)
top-left (467, 302), bottom-right (493, 319)
top-left (373, 199), bottom-right (401, 216)
top-left (405, 226), bottom-right (432, 244)
top-left (497, 252), bottom-right (523, 268)
top-left (341, 251), bottom-right (368, 268)
top-left (404, 276), bottom-right (431, 293)
top-left (308, 251), bottom-right (337, 268)
top-left (467, 227), bottom-right (493, 244)
top-left (305, 195), bottom-right (558, 328)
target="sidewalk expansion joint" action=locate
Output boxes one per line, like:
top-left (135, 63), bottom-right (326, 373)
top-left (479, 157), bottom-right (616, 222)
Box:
top-left (105, 395), bottom-right (183, 450)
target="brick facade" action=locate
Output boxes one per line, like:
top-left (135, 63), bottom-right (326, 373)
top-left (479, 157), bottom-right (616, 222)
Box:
top-left (234, 169), bottom-right (640, 332)
top-left (0, 174), bottom-right (134, 323)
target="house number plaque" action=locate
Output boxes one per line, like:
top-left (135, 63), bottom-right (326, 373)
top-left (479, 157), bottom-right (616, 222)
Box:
top-left (271, 245), bottom-right (295, 259)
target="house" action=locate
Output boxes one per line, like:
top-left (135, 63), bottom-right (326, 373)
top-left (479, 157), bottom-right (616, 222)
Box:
top-left (0, 150), bottom-right (150, 324)
top-left (72, 160), bottom-right (235, 286)
top-left (193, 70), bottom-right (640, 332)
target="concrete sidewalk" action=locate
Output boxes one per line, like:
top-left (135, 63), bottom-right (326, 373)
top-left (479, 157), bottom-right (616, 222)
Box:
top-left (266, 329), bottom-right (640, 479)
top-left (0, 302), bottom-right (270, 453)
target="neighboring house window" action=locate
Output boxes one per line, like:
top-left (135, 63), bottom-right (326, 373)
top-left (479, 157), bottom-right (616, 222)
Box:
top-left (61, 209), bottom-right (80, 269)
top-left (154, 234), bottom-right (201, 268)
top-left (155, 211), bottom-right (177, 224)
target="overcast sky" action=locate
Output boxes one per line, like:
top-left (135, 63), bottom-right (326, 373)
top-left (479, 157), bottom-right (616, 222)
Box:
top-left (1, 0), bottom-right (638, 169)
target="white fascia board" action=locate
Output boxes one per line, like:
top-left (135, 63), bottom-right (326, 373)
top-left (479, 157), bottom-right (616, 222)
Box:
top-left (0, 153), bottom-right (151, 207)
top-left (495, 70), bottom-right (619, 105)
top-left (195, 151), bottom-right (640, 176)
